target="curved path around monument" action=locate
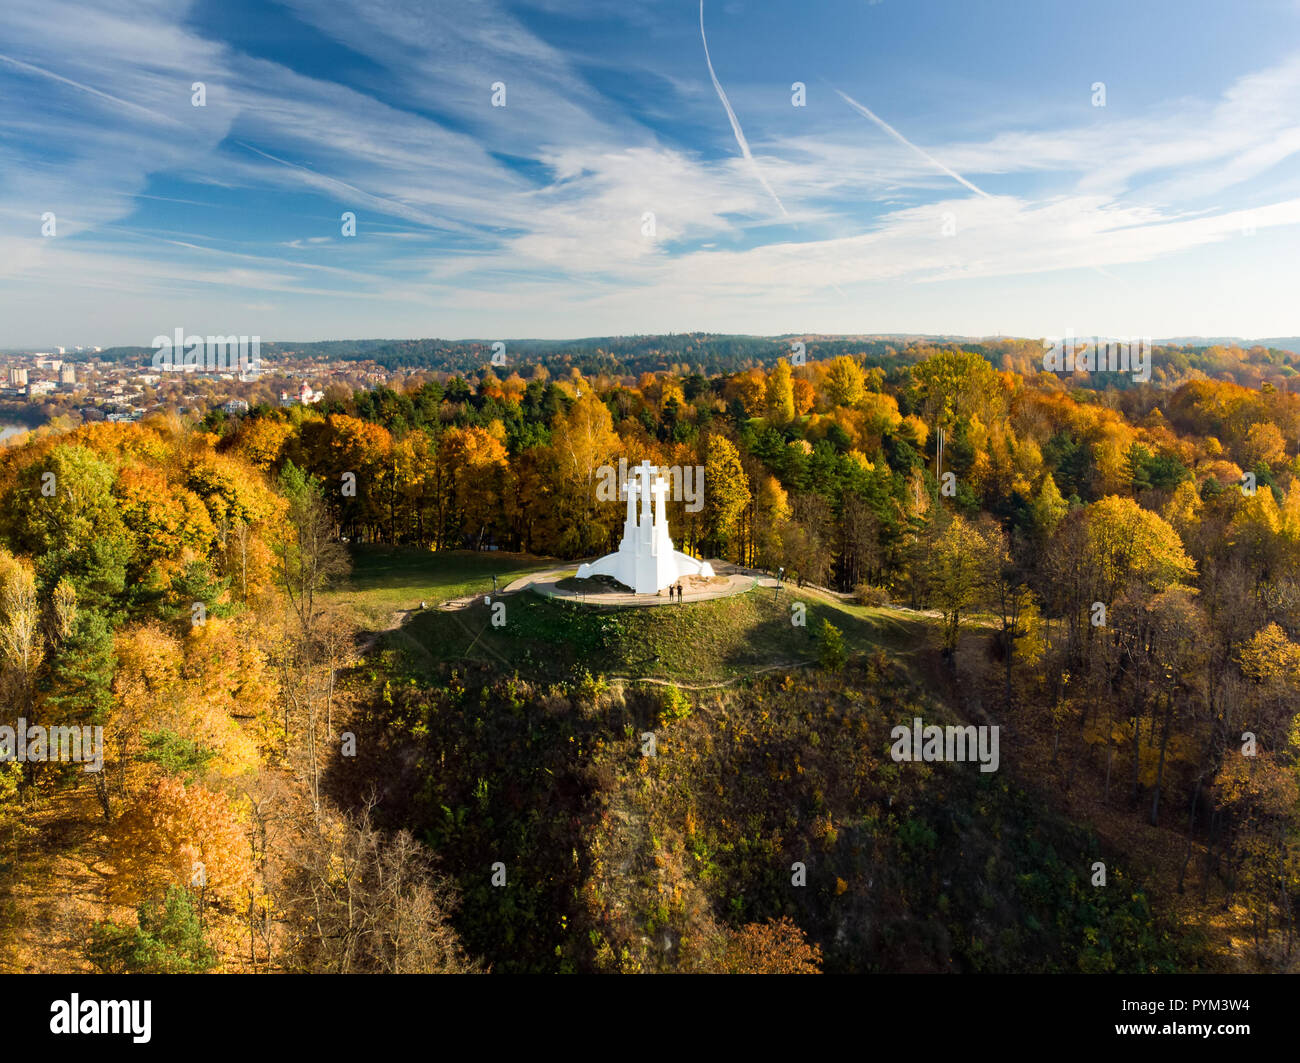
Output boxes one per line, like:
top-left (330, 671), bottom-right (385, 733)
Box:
top-left (434, 560), bottom-right (892, 613)
top-left (509, 565), bottom-right (754, 606)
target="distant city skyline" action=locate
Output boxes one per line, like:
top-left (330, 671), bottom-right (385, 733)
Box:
top-left (2, 0), bottom-right (1299, 346)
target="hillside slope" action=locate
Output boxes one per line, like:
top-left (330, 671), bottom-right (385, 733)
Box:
top-left (329, 553), bottom-right (1196, 973)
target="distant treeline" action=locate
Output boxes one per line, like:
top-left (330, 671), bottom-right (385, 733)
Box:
top-left (95, 334), bottom-right (938, 376)
top-left (92, 333), bottom-right (1300, 389)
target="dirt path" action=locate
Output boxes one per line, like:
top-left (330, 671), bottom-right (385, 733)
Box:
top-left (355, 606), bottom-right (416, 655)
top-left (604, 660), bottom-right (817, 690)
top-left (445, 611), bottom-right (514, 669)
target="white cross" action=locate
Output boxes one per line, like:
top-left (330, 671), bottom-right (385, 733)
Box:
top-left (637, 460), bottom-right (655, 521)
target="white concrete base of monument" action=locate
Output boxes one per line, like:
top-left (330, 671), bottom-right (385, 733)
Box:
top-left (577, 548), bottom-right (715, 595)
top-left (576, 460), bottom-right (716, 595)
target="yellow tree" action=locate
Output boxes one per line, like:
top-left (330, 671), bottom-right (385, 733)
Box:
top-left (1242, 421), bottom-right (1286, 469)
top-left (766, 359), bottom-right (796, 425)
top-left (179, 617), bottom-right (274, 771)
top-left (548, 392), bottom-right (621, 556)
top-left (752, 474), bottom-right (790, 569)
top-left (235, 417), bottom-right (295, 472)
top-left (1236, 622), bottom-right (1300, 747)
top-left (324, 415), bottom-right (395, 541)
top-left (1083, 496), bottom-right (1196, 602)
top-left (926, 511), bottom-right (1000, 655)
top-left (701, 433), bottom-right (751, 560)
top-left (1046, 496), bottom-right (1195, 670)
top-left (1162, 479), bottom-right (1202, 541)
top-left (857, 392), bottom-right (903, 451)
top-left (438, 426), bottom-right (509, 550)
top-left (1029, 473), bottom-right (1068, 543)
top-left (909, 348), bottom-right (1003, 431)
top-left (0, 549), bottom-right (43, 712)
top-left (116, 464), bottom-right (219, 591)
top-left (724, 368), bottom-right (766, 417)
top-left (106, 623), bottom-right (181, 803)
top-left (112, 775), bottom-right (254, 961)
top-left (824, 355), bottom-right (866, 407)
top-left (393, 429), bottom-right (435, 543)
top-left (1227, 488), bottom-right (1282, 576)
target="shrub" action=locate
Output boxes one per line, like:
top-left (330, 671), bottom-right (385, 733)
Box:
top-left (658, 684), bottom-right (692, 721)
top-left (87, 886), bottom-right (217, 974)
top-left (854, 583), bottom-right (891, 607)
top-left (817, 619), bottom-right (846, 671)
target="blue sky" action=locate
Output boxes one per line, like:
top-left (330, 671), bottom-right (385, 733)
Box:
top-left (2, 0), bottom-right (1299, 347)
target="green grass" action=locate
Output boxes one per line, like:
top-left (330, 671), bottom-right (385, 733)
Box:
top-left (325, 546), bottom-right (559, 628)
top-left (387, 583), bottom-right (930, 683)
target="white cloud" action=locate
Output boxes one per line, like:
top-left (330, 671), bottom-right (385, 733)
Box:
top-left (0, 0), bottom-right (1298, 343)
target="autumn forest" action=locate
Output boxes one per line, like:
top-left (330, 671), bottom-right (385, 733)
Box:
top-left (3, 337), bottom-right (1300, 974)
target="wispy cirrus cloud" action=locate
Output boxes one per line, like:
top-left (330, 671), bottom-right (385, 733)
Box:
top-left (0, 0), bottom-right (1297, 343)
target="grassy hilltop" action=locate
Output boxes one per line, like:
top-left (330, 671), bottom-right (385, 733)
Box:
top-left (329, 546), bottom-right (1195, 974)
top-left (335, 545), bottom-right (924, 683)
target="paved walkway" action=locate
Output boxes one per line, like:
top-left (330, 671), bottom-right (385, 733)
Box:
top-left (489, 561), bottom-right (754, 607)
top-left (436, 560), bottom-right (866, 612)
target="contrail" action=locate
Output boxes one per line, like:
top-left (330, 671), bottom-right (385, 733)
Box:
top-left (0, 53), bottom-right (184, 128)
top-left (699, 1), bottom-right (788, 217)
top-left (234, 141), bottom-right (475, 235)
top-left (835, 89), bottom-right (1123, 284)
top-left (835, 88), bottom-right (991, 200)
